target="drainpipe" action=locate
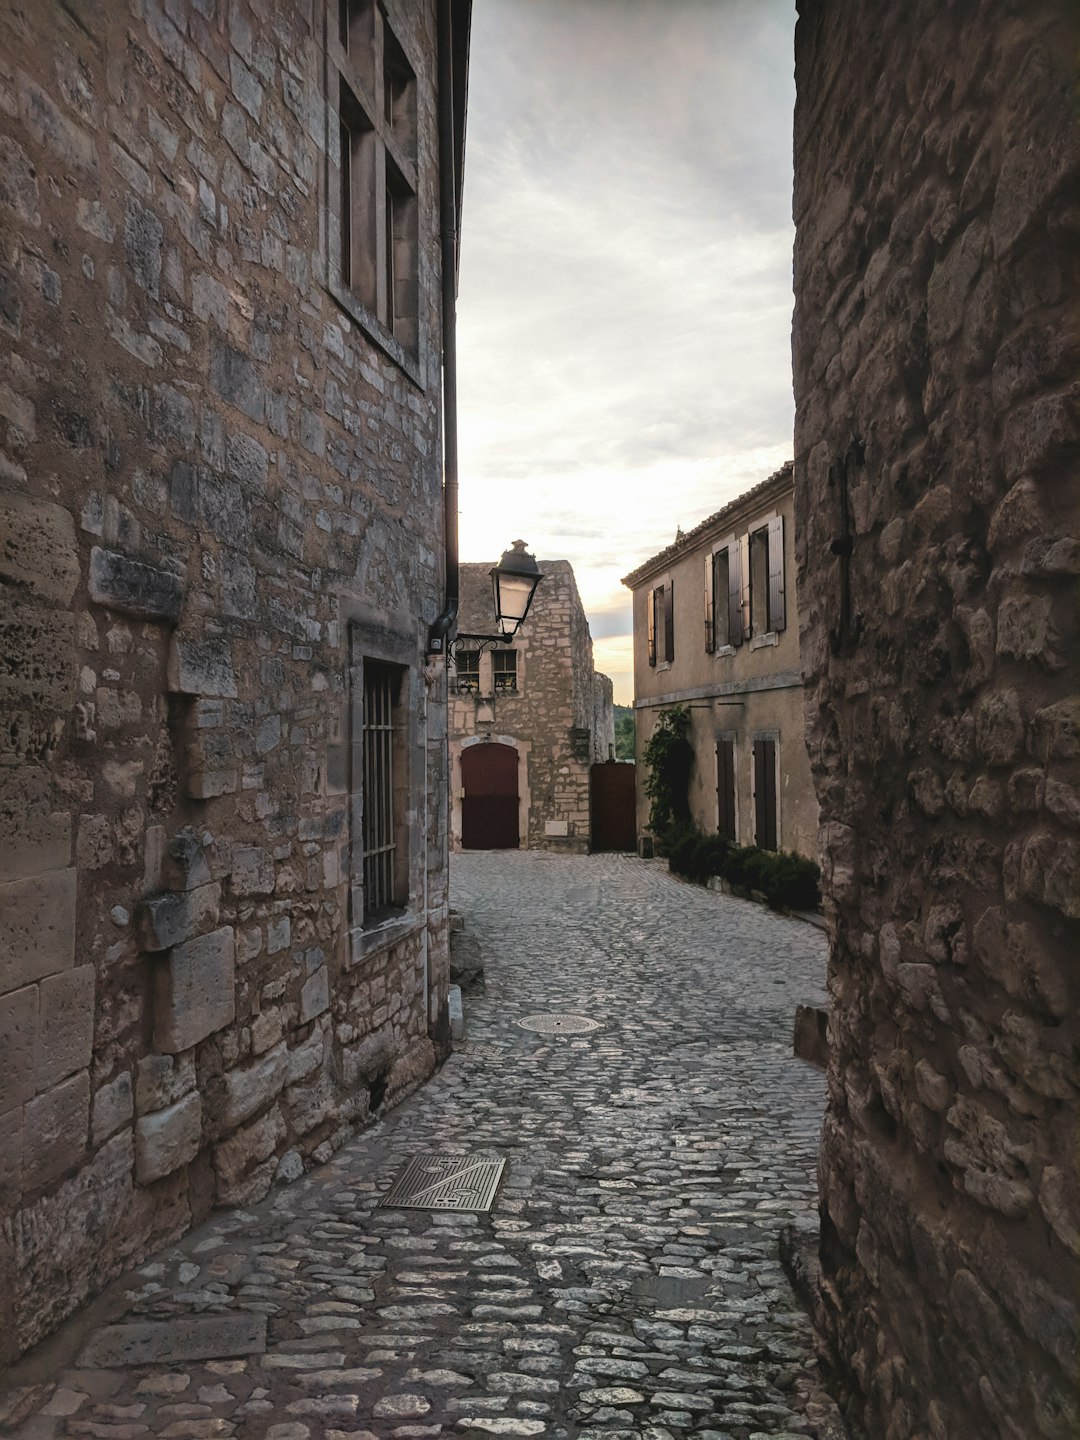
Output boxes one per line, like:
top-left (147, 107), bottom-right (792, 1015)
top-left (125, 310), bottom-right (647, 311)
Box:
top-left (427, 0), bottom-right (460, 656)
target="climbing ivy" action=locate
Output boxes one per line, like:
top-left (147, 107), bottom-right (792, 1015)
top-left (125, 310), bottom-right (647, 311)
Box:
top-left (642, 704), bottom-right (694, 848)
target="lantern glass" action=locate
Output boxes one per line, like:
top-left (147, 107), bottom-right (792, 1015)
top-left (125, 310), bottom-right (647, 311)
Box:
top-left (491, 540), bottom-right (542, 637)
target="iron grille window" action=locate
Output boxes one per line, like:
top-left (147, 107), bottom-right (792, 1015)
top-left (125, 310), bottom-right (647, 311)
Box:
top-left (452, 649), bottom-right (480, 693)
top-left (363, 661), bottom-right (402, 919)
top-left (492, 650), bottom-right (517, 692)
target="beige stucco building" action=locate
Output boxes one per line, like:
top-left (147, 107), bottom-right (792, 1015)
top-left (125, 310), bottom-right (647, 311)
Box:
top-left (449, 559), bottom-right (614, 852)
top-left (623, 463), bottom-right (818, 858)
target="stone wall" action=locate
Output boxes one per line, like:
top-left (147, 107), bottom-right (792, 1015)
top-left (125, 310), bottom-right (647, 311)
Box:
top-left (450, 558), bottom-right (613, 851)
top-left (793, 1), bottom-right (1079, 1434)
top-left (0, 0), bottom-right (452, 1358)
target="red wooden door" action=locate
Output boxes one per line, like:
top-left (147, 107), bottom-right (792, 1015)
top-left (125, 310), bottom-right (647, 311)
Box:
top-left (590, 762), bottom-right (636, 852)
top-left (461, 743), bottom-right (519, 849)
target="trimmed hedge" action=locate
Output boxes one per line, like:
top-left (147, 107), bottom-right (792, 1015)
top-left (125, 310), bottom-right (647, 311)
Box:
top-left (666, 823), bottom-right (821, 911)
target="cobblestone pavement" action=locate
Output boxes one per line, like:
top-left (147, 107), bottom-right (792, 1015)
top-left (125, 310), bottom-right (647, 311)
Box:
top-left (2, 852), bottom-right (847, 1440)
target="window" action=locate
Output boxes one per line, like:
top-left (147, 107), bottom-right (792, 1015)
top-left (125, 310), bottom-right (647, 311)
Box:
top-left (747, 516), bottom-right (786, 636)
top-left (753, 736), bottom-right (778, 851)
top-left (717, 738), bottom-right (737, 841)
top-left (492, 649), bottom-right (517, 693)
top-left (332, 0), bottom-right (418, 352)
top-left (452, 649), bottom-right (480, 693)
top-left (704, 548), bottom-right (730, 652)
top-left (362, 661), bottom-right (406, 920)
top-left (647, 583), bottom-right (674, 666)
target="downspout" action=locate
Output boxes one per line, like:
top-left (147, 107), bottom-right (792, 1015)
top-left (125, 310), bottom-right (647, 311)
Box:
top-left (427, 0), bottom-right (460, 655)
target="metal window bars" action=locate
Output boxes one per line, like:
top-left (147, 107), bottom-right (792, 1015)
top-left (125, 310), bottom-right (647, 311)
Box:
top-left (363, 662), bottom-right (398, 916)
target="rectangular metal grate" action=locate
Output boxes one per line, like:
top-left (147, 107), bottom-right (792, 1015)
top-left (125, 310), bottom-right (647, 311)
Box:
top-left (380, 1155), bottom-right (507, 1213)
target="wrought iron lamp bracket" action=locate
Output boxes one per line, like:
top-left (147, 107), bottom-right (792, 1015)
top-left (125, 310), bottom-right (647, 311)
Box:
top-left (446, 632), bottom-right (513, 666)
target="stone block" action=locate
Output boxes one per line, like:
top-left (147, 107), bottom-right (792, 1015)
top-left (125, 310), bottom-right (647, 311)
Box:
top-left (37, 965), bottom-right (94, 1090)
top-left (135, 882), bottom-right (221, 952)
top-left (285, 1028), bottom-right (324, 1085)
top-left (23, 1070), bottom-right (89, 1191)
top-left (220, 1040), bottom-right (287, 1129)
top-left (210, 339), bottom-right (264, 423)
top-left (153, 927), bottom-right (235, 1054)
top-left (300, 965), bottom-right (329, 1023)
top-left (91, 1071), bottom-right (134, 1145)
top-left (0, 868), bottom-right (76, 993)
top-left (793, 1004), bottom-right (828, 1069)
top-left (0, 1102), bottom-right (23, 1208)
top-left (230, 844), bottom-right (274, 896)
top-left (0, 984), bottom-right (38, 1115)
top-left (167, 634), bottom-right (238, 698)
top-left (135, 1091), bottom-right (202, 1184)
top-left (0, 771), bottom-right (71, 881)
top-left (0, 492), bottom-right (79, 604)
top-left (78, 1312), bottom-right (266, 1368)
top-left (342, 1028), bottom-right (394, 1089)
top-left (88, 547), bottom-right (184, 623)
top-left (0, 596), bottom-right (75, 709)
top-left (162, 827), bottom-right (214, 891)
top-left (213, 1105), bottom-right (284, 1203)
top-left (136, 1052), bottom-right (195, 1115)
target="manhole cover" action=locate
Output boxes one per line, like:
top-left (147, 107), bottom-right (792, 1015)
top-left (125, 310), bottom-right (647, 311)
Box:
top-left (517, 1013), bottom-right (601, 1034)
top-left (380, 1155), bottom-right (506, 1213)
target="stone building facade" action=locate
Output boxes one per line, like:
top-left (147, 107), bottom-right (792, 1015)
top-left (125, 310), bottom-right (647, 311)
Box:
top-left (793, 1), bottom-right (1079, 1435)
top-left (624, 464), bottom-right (819, 859)
top-left (0, 0), bottom-right (469, 1359)
top-left (449, 558), bottom-right (614, 852)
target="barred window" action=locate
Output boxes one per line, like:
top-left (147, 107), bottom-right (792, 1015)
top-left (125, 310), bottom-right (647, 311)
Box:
top-left (452, 649), bottom-right (480, 693)
top-left (362, 661), bottom-right (405, 920)
top-left (492, 649), bottom-right (517, 693)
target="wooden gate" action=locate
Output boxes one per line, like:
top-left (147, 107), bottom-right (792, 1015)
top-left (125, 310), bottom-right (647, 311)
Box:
top-left (461, 742), bottom-right (519, 849)
top-left (590, 761), bottom-right (636, 852)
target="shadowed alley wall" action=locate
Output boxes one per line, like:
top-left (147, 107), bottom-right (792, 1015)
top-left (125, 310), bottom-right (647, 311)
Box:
top-left (793, 1), bottom-right (1079, 1435)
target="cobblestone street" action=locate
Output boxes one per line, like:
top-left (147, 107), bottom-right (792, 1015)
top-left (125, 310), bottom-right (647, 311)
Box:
top-left (2, 853), bottom-right (846, 1440)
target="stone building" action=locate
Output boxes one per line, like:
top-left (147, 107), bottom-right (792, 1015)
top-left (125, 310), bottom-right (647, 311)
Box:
top-left (449, 557), bottom-right (614, 851)
top-left (793, 1), bottom-right (1079, 1435)
top-left (623, 464), bottom-right (819, 858)
top-left (0, 0), bottom-right (470, 1358)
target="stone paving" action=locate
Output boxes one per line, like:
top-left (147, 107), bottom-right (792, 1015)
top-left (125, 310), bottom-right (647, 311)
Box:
top-left (1, 852), bottom-right (847, 1440)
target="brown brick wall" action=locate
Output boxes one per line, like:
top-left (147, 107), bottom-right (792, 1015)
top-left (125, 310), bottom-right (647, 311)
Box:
top-left (0, 0), bottom-right (450, 1357)
top-left (794, 1), bottom-right (1079, 1434)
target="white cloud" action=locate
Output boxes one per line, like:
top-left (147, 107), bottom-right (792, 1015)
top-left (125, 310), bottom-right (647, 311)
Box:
top-left (457, 0), bottom-right (796, 704)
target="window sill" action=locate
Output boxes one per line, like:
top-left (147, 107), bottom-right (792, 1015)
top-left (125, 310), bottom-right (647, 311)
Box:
top-left (327, 278), bottom-right (424, 390)
top-left (348, 910), bottom-right (420, 968)
top-left (749, 631), bottom-right (779, 650)
top-left (714, 644), bottom-right (735, 658)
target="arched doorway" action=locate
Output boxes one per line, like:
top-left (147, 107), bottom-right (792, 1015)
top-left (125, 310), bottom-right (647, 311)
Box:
top-left (460, 742), bottom-right (519, 849)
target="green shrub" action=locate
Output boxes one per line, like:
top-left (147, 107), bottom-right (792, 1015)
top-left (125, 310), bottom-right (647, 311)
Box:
top-left (642, 706), bottom-right (694, 849)
top-left (667, 831), bottom-right (821, 910)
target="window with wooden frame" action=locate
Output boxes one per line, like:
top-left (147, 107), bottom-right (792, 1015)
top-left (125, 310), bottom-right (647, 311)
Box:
top-left (451, 649), bottom-right (480, 693)
top-left (492, 649), bottom-right (518, 693)
top-left (362, 660), bottom-right (407, 921)
top-left (647, 582), bottom-right (674, 665)
top-left (748, 516), bottom-right (786, 636)
top-left (704, 547), bottom-right (731, 653)
top-left (332, 0), bottom-right (419, 353)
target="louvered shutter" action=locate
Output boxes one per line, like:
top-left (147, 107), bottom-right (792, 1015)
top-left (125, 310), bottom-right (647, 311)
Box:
top-left (753, 739), bottom-right (778, 850)
top-left (717, 740), bottom-right (736, 841)
top-left (740, 533), bottom-right (751, 641)
top-left (704, 552), bottom-right (715, 653)
top-left (728, 542), bottom-right (743, 648)
top-left (664, 581), bottom-right (675, 662)
top-left (647, 588), bottom-right (657, 666)
top-left (767, 514), bottom-right (786, 632)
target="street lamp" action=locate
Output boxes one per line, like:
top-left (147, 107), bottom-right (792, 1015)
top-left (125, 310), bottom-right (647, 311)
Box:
top-left (490, 540), bottom-right (542, 639)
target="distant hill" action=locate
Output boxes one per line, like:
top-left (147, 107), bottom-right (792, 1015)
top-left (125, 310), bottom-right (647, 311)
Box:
top-left (613, 704), bottom-right (635, 761)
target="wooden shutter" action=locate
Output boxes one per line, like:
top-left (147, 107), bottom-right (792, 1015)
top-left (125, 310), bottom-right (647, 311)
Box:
top-left (740, 533), bottom-right (751, 642)
top-left (704, 552), bottom-right (715, 653)
top-left (713, 550), bottom-right (729, 647)
top-left (716, 739), bottom-right (736, 841)
top-left (663, 580), bottom-right (675, 662)
top-left (767, 514), bottom-right (786, 632)
top-left (647, 588), bottom-right (656, 666)
top-left (728, 540), bottom-right (743, 646)
top-left (753, 738), bottom-right (778, 850)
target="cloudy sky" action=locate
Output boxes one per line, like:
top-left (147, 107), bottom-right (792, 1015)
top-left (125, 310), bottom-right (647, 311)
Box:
top-left (456, 0), bottom-right (796, 703)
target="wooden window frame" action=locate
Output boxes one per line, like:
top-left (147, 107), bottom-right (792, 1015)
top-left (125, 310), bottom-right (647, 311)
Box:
top-left (492, 648), bottom-right (518, 693)
top-left (326, 0), bottom-right (422, 380)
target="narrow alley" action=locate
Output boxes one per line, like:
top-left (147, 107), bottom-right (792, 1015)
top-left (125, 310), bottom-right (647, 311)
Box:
top-left (2, 854), bottom-right (845, 1440)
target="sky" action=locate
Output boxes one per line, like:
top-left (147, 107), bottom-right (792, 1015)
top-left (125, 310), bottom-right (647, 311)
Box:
top-left (456, 0), bottom-right (796, 704)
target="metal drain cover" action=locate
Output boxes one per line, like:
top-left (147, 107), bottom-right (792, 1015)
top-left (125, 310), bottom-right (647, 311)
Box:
top-left (517, 1013), bottom-right (601, 1035)
top-left (380, 1155), bottom-right (506, 1212)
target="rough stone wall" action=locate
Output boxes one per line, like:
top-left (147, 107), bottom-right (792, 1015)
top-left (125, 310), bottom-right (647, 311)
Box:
top-left (450, 559), bottom-right (611, 850)
top-left (0, 0), bottom-right (451, 1359)
top-left (793, 2), bottom-right (1079, 1435)
top-left (592, 671), bottom-right (615, 762)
